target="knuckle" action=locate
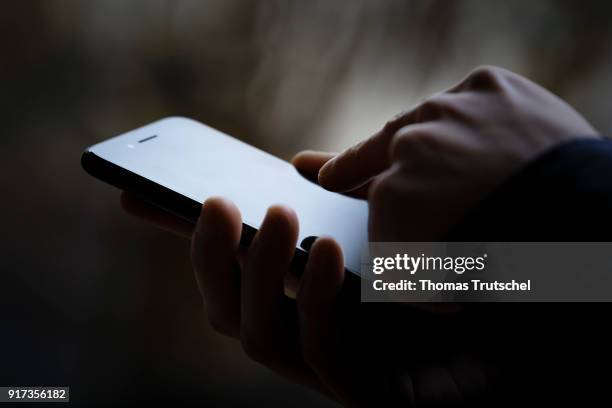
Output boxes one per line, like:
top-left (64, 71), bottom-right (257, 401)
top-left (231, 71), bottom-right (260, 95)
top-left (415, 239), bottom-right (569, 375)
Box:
top-left (415, 98), bottom-right (443, 121)
top-left (470, 65), bottom-right (498, 79)
top-left (467, 65), bottom-right (505, 90)
top-left (421, 98), bottom-right (442, 112)
top-left (390, 126), bottom-right (435, 160)
top-left (383, 109), bottom-right (411, 132)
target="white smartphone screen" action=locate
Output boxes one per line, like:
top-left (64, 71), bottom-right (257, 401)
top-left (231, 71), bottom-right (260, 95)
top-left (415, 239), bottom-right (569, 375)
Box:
top-left (85, 117), bottom-right (368, 274)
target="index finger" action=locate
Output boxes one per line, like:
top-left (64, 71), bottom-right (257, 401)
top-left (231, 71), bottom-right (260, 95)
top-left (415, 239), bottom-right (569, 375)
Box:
top-left (291, 151), bottom-right (372, 199)
top-left (317, 110), bottom-right (419, 193)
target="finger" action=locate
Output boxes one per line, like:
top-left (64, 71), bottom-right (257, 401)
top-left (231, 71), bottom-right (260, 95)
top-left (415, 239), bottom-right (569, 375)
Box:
top-left (120, 191), bottom-right (194, 238)
top-left (241, 205), bottom-right (298, 359)
top-left (449, 65), bottom-right (510, 93)
top-left (292, 151), bottom-right (371, 199)
top-left (240, 206), bottom-right (315, 381)
top-left (291, 150), bottom-right (336, 183)
top-left (317, 109), bottom-right (424, 193)
top-left (191, 197), bottom-right (242, 337)
top-left (297, 238), bottom-right (395, 406)
top-left (296, 238), bottom-right (349, 401)
top-left (297, 238), bottom-right (344, 358)
top-left (316, 87), bottom-right (470, 193)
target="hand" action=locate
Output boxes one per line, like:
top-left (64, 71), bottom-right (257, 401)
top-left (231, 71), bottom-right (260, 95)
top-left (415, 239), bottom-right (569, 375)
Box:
top-left (119, 66), bottom-right (592, 405)
top-left (316, 66), bottom-right (600, 241)
top-left (120, 185), bottom-right (486, 407)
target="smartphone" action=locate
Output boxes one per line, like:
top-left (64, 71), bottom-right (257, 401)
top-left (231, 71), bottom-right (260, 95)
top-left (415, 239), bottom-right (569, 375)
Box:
top-left (81, 117), bottom-right (368, 277)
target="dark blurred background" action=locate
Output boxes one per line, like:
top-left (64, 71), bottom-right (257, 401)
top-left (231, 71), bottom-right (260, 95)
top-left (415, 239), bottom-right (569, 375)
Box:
top-left (2, 1), bottom-right (612, 406)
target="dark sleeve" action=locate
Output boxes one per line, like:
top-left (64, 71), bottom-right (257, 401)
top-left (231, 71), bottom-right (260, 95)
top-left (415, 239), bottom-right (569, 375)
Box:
top-left (447, 139), bottom-right (612, 403)
top-left (447, 138), bottom-right (612, 241)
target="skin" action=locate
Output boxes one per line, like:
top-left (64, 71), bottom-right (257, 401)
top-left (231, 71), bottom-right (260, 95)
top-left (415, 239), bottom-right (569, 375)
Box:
top-left (317, 66), bottom-right (599, 241)
top-left (121, 66), bottom-right (599, 406)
